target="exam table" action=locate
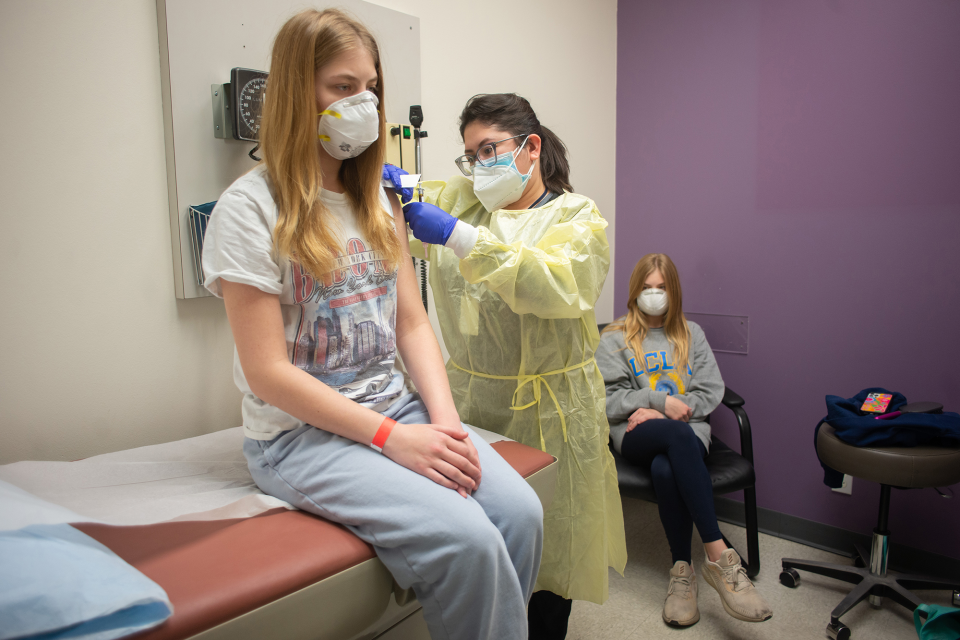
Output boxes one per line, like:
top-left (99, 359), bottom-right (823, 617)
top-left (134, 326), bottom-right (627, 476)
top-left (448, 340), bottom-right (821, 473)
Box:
top-left (9, 431), bottom-right (557, 640)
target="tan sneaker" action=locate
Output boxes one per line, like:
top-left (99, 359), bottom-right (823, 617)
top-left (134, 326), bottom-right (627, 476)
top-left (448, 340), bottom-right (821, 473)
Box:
top-left (701, 549), bottom-right (773, 622)
top-left (663, 561), bottom-right (699, 627)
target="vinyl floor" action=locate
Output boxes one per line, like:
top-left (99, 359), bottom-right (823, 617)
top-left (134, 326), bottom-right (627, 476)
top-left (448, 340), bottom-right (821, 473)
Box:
top-left (566, 497), bottom-right (953, 640)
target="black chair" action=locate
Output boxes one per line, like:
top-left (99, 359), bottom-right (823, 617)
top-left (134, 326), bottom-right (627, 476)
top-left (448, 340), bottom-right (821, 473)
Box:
top-left (598, 324), bottom-right (760, 577)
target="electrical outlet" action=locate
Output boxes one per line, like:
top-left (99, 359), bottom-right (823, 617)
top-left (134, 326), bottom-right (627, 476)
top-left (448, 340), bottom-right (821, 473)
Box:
top-left (832, 474), bottom-right (853, 495)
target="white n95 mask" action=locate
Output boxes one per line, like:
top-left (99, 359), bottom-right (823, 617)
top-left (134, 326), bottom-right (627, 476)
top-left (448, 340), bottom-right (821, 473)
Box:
top-left (638, 289), bottom-right (668, 316)
top-left (317, 92), bottom-right (380, 160)
top-left (472, 136), bottom-right (536, 212)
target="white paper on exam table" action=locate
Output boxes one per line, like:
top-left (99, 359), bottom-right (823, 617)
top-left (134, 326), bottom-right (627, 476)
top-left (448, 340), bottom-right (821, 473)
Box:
top-left (0, 427), bottom-right (293, 527)
top-left (0, 425), bottom-right (509, 528)
top-left (0, 480), bottom-right (98, 531)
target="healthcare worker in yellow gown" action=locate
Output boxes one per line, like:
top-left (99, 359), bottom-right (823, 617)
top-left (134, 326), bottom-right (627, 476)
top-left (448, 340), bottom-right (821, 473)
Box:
top-left (398, 93), bottom-right (627, 639)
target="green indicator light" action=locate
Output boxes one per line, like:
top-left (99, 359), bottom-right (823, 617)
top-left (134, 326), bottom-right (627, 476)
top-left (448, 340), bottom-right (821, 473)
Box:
top-left (403, 126), bottom-right (411, 138)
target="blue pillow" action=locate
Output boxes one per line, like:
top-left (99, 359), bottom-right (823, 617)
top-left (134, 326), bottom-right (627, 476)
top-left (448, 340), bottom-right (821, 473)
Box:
top-left (0, 524), bottom-right (172, 640)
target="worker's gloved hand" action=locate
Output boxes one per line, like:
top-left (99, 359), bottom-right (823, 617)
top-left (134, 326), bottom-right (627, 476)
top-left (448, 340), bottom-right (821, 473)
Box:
top-left (403, 202), bottom-right (458, 245)
top-left (382, 164), bottom-right (413, 204)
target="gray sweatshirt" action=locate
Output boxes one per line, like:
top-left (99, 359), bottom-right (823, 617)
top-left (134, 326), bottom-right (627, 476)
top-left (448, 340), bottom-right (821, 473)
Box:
top-left (597, 321), bottom-right (724, 453)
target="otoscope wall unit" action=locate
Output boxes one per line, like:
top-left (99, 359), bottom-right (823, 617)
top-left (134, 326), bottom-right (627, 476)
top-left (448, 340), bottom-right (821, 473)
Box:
top-left (156, 0), bottom-right (421, 299)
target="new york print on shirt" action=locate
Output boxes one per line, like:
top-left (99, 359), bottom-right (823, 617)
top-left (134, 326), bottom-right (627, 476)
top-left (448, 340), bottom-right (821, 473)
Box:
top-left (289, 237), bottom-right (403, 405)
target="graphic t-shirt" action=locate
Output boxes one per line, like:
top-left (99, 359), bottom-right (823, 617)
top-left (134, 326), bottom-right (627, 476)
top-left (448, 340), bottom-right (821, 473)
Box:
top-left (202, 165), bottom-right (407, 440)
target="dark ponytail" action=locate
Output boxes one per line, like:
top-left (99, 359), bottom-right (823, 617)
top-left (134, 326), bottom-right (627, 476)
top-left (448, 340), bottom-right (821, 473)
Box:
top-left (458, 93), bottom-right (573, 195)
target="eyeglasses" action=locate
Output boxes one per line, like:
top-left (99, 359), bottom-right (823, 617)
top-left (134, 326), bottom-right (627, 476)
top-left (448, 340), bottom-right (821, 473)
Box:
top-left (454, 134), bottom-right (529, 177)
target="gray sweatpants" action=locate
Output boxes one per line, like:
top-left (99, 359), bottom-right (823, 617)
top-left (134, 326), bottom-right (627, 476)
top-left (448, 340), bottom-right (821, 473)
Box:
top-left (243, 393), bottom-right (544, 640)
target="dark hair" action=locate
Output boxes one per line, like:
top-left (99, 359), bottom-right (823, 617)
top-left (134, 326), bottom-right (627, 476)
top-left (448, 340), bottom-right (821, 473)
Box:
top-left (458, 93), bottom-right (573, 195)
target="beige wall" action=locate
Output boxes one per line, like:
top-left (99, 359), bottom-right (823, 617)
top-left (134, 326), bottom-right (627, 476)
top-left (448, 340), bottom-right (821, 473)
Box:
top-left (0, 0), bottom-right (617, 463)
top-left (0, 0), bottom-right (241, 464)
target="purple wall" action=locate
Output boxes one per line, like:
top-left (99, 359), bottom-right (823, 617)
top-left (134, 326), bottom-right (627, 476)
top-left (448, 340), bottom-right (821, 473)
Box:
top-left (616, 0), bottom-right (960, 560)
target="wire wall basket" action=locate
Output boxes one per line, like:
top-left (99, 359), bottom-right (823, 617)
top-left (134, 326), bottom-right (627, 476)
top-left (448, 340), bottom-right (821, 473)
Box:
top-left (188, 201), bottom-right (216, 287)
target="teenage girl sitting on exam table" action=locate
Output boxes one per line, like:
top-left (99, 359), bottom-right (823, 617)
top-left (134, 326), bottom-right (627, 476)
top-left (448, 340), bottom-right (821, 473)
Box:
top-left (201, 10), bottom-right (543, 640)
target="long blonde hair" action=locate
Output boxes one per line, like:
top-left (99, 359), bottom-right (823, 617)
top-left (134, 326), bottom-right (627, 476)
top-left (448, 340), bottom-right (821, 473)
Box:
top-left (603, 253), bottom-right (691, 373)
top-left (259, 9), bottom-right (401, 278)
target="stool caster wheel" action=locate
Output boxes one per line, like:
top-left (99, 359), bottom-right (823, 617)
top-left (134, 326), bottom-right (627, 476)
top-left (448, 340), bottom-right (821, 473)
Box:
top-left (826, 621), bottom-right (851, 640)
top-left (780, 568), bottom-right (801, 588)
top-left (853, 556), bottom-right (865, 568)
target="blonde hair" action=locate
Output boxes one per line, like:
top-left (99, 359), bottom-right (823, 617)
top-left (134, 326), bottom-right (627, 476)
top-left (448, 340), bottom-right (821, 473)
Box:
top-left (602, 253), bottom-right (691, 373)
top-left (258, 8), bottom-right (401, 279)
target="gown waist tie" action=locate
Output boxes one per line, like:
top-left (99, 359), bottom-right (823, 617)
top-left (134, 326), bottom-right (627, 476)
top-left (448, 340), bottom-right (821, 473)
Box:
top-left (448, 358), bottom-right (597, 452)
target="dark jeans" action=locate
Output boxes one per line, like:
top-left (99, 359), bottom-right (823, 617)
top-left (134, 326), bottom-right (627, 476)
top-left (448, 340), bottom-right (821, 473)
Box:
top-left (621, 419), bottom-right (723, 564)
top-left (528, 590), bottom-right (572, 639)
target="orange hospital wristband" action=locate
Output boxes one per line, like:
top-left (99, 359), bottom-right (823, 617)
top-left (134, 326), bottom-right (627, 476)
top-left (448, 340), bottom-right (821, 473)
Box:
top-left (370, 417), bottom-right (397, 453)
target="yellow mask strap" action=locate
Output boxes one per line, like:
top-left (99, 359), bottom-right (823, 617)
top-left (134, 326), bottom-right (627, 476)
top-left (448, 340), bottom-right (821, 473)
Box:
top-left (318, 110), bottom-right (341, 141)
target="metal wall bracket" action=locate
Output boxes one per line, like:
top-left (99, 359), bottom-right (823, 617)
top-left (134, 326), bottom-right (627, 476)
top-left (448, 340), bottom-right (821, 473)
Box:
top-left (211, 83), bottom-right (233, 139)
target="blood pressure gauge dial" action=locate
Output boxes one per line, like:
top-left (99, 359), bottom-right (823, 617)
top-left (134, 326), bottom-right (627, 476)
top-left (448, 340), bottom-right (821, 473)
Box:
top-left (230, 68), bottom-right (268, 142)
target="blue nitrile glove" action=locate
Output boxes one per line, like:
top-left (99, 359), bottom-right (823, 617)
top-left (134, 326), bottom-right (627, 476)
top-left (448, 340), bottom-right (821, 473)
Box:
top-left (382, 164), bottom-right (413, 204)
top-left (402, 202), bottom-right (458, 245)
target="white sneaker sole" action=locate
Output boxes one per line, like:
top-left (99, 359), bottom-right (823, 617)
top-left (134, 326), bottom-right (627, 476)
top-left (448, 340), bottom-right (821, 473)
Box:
top-left (662, 608), bottom-right (700, 627)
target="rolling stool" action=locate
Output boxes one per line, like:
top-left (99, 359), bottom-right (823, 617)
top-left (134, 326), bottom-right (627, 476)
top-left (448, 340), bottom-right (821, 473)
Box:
top-left (780, 423), bottom-right (960, 639)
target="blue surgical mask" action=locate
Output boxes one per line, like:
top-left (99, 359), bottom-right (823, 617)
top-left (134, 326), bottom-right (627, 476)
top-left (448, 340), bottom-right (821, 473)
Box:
top-left (472, 136), bottom-right (536, 211)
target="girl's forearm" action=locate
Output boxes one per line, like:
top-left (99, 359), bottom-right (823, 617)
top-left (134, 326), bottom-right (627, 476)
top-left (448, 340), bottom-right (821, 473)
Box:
top-left (247, 358), bottom-right (388, 444)
top-left (396, 317), bottom-right (460, 426)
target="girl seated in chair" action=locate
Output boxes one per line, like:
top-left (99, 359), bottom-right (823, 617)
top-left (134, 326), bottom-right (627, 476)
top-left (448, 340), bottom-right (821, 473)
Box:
top-left (597, 253), bottom-right (772, 627)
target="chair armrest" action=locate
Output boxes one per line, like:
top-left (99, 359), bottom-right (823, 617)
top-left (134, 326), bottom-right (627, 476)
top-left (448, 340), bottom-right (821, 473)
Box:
top-left (722, 387), bottom-right (745, 408)
top-left (717, 386), bottom-right (754, 467)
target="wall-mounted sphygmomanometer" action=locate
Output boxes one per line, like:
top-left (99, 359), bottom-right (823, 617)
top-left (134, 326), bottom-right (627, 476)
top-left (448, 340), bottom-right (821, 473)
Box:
top-left (211, 68), bottom-right (268, 159)
top-left (194, 68), bottom-right (268, 286)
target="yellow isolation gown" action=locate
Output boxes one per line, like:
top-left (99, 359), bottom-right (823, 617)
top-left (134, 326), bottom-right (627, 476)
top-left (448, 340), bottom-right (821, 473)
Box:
top-left (411, 175), bottom-right (627, 604)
